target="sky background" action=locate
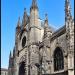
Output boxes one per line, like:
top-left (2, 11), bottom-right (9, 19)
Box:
top-left (1, 0), bottom-right (74, 69)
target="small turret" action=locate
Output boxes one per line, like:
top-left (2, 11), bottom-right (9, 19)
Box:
top-left (9, 51), bottom-right (12, 59)
top-left (15, 17), bottom-right (21, 52)
top-left (44, 14), bottom-right (52, 39)
top-left (13, 47), bottom-right (15, 57)
top-left (9, 51), bottom-right (13, 68)
top-left (8, 51), bottom-right (14, 75)
top-left (16, 17), bottom-right (21, 35)
top-left (43, 14), bottom-right (52, 47)
top-left (44, 14), bottom-right (48, 27)
top-left (22, 8), bottom-right (29, 29)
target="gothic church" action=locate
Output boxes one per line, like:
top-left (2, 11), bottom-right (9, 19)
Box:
top-left (8, 0), bottom-right (74, 75)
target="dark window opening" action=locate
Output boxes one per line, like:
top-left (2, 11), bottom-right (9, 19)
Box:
top-left (19, 61), bottom-right (26, 75)
top-left (22, 36), bottom-right (26, 48)
top-left (20, 30), bottom-right (25, 40)
top-left (54, 47), bottom-right (64, 71)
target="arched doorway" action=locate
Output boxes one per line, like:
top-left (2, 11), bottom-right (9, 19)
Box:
top-left (19, 61), bottom-right (26, 75)
top-left (54, 47), bottom-right (64, 71)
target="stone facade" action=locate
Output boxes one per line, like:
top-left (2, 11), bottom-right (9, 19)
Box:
top-left (8, 0), bottom-right (74, 75)
top-left (1, 68), bottom-right (8, 75)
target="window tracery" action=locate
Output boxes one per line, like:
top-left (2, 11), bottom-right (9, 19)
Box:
top-left (54, 47), bottom-right (64, 71)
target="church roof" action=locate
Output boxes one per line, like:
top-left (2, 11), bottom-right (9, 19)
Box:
top-left (51, 25), bottom-right (66, 41)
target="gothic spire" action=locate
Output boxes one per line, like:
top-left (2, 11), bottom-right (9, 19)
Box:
top-left (43, 13), bottom-right (51, 39)
top-left (16, 17), bottom-right (21, 35)
top-left (9, 51), bottom-right (11, 58)
top-left (30, 0), bottom-right (38, 11)
top-left (23, 8), bottom-right (27, 19)
top-left (9, 51), bottom-right (12, 68)
top-left (44, 13), bottom-right (48, 27)
top-left (32, 0), bottom-right (37, 7)
top-left (22, 8), bottom-right (28, 27)
top-left (24, 8), bottom-right (27, 16)
top-left (13, 47), bottom-right (15, 57)
top-left (65, 0), bottom-right (72, 21)
top-left (17, 17), bottom-right (20, 27)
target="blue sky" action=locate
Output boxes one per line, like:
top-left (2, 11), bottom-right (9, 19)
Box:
top-left (1, 0), bottom-right (74, 69)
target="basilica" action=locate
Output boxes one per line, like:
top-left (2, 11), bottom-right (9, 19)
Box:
top-left (8, 0), bottom-right (74, 75)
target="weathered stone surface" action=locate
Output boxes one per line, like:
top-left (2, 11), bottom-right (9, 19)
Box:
top-left (8, 0), bottom-right (74, 75)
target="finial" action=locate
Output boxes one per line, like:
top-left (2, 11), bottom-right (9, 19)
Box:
top-left (45, 13), bottom-right (48, 21)
top-left (24, 8), bottom-right (27, 16)
top-left (65, 0), bottom-right (72, 20)
top-left (22, 8), bottom-right (28, 27)
top-left (30, 0), bottom-right (38, 11)
top-left (44, 13), bottom-right (48, 26)
top-left (32, 0), bottom-right (37, 6)
top-left (17, 17), bottom-right (20, 27)
top-left (13, 47), bottom-right (15, 57)
top-left (9, 51), bottom-right (11, 58)
top-left (24, 8), bottom-right (26, 13)
top-left (24, 8), bottom-right (27, 17)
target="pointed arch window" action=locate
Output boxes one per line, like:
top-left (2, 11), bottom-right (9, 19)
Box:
top-left (54, 47), bottom-right (64, 71)
top-left (19, 61), bottom-right (26, 75)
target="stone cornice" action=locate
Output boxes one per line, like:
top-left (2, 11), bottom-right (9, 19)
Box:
top-left (1, 68), bottom-right (8, 71)
top-left (29, 26), bottom-right (42, 30)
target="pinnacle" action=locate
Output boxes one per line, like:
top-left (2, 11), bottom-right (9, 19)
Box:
top-left (65, 0), bottom-right (72, 18)
top-left (44, 13), bottom-right (48, 27)
top-left (45, 13), bottom-right (48, 21)
top-left (24, 8), bottom-right (27, 13)
top-left (32, 0), bottom-right (37, 6)
top-left (9, 51), bottom-right (11, 57)
top-left (23, 8), bottom-right (28, 17)
top-left (17, 17), bottom-right (20, 27)
top-left (30, 0), bottom-right (38, 10)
